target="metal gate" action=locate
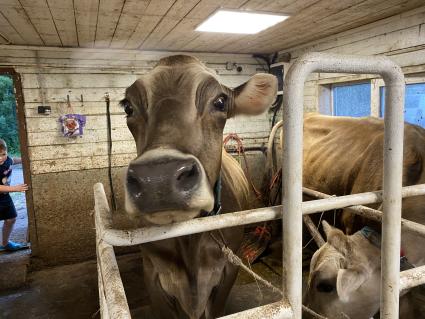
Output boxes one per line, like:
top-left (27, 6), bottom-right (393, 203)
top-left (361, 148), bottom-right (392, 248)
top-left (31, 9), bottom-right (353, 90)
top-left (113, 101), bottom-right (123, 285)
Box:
top-left (95, 52), bottom-right (425, 319)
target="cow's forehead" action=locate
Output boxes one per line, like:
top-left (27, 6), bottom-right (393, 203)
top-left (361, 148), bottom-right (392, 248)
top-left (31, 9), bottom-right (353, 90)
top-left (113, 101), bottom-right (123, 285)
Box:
top-left (139, 63), bottom-right (221, 96)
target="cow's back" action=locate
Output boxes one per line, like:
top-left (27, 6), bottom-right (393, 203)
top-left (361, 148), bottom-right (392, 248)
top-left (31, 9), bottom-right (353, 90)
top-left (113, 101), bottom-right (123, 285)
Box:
top-left (303, 113), bottom-right (425, 195)
top-left (302, 114), bottom-right (425, 263)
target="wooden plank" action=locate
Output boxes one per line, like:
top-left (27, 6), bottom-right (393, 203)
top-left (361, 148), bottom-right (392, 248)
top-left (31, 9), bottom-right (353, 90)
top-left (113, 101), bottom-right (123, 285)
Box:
top-left (0, 11), bottom-right (25, 44)
top-left (25, 114), bottom-right (127, 132)
top-left (122, 15), bottom-right (162, 49)
top-left (19, 3), bottom-right (62, 46)
top-left (24, 102), bottom-right (125, 118)
top-left (222, 0), bottom-right (423, 53)
top-left (74, 0), bottom-right (99, 47)
top-left (123, 0), bottom-right (177, 49)
top-left (144, 0), bottom-right (178, 16)
top-left (29, 140), bottom-right (136, 161)
top-left (110, 0), bottom-right (152, 48)
top-left (23, 87), bottom-right (126, 103)
top-left (154, 17), bottom-right (202, 50)
top-left (94, 0), bottom-right (125, 48)
top-left (27, 127), bottom-right (133, 146)
top-left (21, 73), bottom-right (137, 89)
top-left (140, 0), bottom-right (203, 49)
top-left (139, 16), bottom-right (181, 50)
top-left (0, 56), bottom-right (154, 69)
top-left (47, 0), bottom-right (79, 47)
top-left (221, 0), bottom-right (372, 52)
top-left (288, 5), bottom-right (425, 58)
top-left (0, 5), bottom-right (43, 45)
top-left (0, 44), bottom-right (260, 64)
top-left (273, 0), bottom-right (425, 51)
top-left (30, 153), bottom-right (136, 174)
top-left (253, 0), bottom-right (425, 53)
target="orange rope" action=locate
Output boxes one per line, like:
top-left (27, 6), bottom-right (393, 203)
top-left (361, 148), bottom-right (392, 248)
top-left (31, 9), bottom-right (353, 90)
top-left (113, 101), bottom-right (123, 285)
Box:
top-left (223, 133), bottom-right (262, 199)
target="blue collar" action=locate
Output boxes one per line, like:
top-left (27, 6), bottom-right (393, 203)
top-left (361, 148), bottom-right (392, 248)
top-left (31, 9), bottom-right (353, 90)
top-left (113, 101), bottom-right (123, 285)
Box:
top-left (360, 226), bottom-right (381, 248)
top-left (360, 226), bottom-right (416, 270)
top-left (201, 173), bottom-right (222, 217)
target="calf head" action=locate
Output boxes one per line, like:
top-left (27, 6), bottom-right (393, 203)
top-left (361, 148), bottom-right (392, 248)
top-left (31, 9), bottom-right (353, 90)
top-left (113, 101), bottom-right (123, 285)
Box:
top-left (304, 221), bottom-right (381, 319)
top-left (122, 55), bottom-right (277, 225)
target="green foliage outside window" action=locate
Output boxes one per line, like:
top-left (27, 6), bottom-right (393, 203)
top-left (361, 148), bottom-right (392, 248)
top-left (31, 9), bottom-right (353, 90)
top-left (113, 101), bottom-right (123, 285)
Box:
top-left (0, 75), bottom-right (20, 156)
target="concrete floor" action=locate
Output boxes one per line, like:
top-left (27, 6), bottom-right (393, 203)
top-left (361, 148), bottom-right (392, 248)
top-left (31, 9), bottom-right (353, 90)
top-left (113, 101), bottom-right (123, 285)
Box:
top-left (0, 247), bottom-right (287, 319)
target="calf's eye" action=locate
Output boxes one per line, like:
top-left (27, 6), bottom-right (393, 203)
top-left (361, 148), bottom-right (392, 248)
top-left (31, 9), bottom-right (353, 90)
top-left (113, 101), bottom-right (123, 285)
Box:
top-left (213, 95), bottom-right (227, 112)
top-left (316, 282), bottom-right (335, 293)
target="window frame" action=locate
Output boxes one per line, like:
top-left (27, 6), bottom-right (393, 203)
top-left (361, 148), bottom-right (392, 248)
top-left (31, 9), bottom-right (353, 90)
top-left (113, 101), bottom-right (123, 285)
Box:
top-left (318, 80), bottom-right (373, 116)
top-left (318, 73), bottom-right (425, 119)
top-left (373, 74), bottom-right (425, 119)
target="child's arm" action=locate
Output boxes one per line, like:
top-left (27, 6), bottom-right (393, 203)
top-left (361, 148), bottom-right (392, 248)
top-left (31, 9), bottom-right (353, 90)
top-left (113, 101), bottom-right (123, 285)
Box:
top-left (12, 157), bottom-right (22, 165)
top-left (0, 184), bottom-right (28, 193)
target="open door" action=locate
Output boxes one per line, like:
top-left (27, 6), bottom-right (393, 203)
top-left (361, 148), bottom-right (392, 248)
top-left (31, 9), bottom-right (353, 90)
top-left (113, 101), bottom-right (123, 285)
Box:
top-left (0, 68), bottom-right (34, 259)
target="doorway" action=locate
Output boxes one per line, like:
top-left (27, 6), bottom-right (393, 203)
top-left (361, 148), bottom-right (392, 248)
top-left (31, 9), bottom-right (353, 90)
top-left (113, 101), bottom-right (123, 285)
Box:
top-left (0, 69), bottom-right (32, 258)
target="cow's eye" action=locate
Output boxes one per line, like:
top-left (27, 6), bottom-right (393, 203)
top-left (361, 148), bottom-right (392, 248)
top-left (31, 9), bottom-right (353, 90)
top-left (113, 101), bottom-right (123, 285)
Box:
top-left (316, 281), bottom-right (335, 293)
top-left (120, 99), bottom-right (133, 116)
top-left (213, 95), bottom-right (227, 112)
top-left (125, 104), bottom-right (133, 116)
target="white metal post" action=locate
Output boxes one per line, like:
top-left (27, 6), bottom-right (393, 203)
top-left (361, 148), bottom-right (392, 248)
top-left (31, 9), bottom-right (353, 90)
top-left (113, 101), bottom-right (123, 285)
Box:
top-left (283, 52), bottom-right (404, 319)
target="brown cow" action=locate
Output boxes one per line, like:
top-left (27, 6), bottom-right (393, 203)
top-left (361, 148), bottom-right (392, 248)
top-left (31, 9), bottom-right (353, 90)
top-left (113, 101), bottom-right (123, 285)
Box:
top-left (121, 55), bottom-right (277, 319)
top-left (299, 114), bottom-right (425, 318)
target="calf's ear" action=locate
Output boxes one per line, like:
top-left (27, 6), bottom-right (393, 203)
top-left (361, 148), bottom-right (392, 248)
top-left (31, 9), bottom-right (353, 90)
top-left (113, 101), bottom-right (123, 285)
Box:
top-left (336, 268), bottom-right (368, 302)
top-left (231, 74), bottom-right (277, 117)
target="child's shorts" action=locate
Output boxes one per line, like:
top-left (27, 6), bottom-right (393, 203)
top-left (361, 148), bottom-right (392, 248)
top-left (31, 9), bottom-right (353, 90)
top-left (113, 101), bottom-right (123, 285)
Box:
top-left (0, 195), bottom-right (17, 221)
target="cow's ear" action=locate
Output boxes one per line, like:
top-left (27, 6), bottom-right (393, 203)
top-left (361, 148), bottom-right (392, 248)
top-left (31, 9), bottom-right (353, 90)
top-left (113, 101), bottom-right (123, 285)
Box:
top-left (336, 268), bottom-right (368, 302)
top-left (322, 220), bottom-right (335, 239)
top-left (231, 73), bottom-right (277, 117)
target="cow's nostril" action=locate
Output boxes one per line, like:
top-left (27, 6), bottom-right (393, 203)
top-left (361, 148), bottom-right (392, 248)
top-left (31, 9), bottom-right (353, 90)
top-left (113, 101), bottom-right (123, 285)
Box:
top-left (127, 170), bottom-right (142, 197)
top-left (175, 163), bottom-right (200, 192)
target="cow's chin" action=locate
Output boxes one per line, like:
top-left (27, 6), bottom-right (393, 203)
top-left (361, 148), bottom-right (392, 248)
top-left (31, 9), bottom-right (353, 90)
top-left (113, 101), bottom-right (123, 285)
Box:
top-left (141, 210), bottom-right (202, 225)
top-left (124, 194), bottom-right (215, 225)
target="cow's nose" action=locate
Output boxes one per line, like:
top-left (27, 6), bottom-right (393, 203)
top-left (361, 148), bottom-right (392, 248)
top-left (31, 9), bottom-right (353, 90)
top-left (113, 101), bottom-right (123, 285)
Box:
top-left (126, 157), bottom-right (202, 213)
top-left (175, 161), bottom-right (200, 192)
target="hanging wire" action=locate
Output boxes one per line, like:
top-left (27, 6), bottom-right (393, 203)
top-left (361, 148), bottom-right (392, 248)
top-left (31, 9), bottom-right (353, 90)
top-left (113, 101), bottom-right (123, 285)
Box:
top-left (105, 92), bottom-right (117, 211)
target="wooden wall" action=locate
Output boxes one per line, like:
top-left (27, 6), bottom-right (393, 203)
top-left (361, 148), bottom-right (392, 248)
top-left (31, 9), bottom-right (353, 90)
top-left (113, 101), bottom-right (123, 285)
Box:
top-left (0, 46), bottom-right (270, 266)
top-left (281, 5), bottom-right (425, 112)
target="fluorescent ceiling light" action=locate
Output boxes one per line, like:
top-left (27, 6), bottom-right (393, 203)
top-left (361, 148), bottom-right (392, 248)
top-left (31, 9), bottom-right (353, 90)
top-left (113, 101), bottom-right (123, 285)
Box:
top-left (196, 10), bottom-right (289, 34)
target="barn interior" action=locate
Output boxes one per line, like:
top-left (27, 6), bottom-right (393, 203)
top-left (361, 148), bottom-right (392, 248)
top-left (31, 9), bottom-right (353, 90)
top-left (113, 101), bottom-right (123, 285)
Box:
top-left (0, 0), bottom-right (425, 318)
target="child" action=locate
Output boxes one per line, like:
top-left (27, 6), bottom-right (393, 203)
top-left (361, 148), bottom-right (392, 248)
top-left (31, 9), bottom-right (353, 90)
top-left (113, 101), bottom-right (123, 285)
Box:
top-left (0, 138), bottom-right (29, 252)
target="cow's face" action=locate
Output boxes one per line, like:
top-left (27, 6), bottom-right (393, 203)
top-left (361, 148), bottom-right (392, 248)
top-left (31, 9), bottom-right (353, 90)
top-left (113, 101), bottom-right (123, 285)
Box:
top-left (304, 221), bottom-right (381, 319)
top-left (122, 55), bottom-right (277, 225)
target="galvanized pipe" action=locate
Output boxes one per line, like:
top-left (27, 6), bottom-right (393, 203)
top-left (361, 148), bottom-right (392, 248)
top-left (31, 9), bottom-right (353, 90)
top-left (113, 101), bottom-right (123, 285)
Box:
top-left (94, 182), bottom-right (425, 318)
top-left (218, 300), bottom-right (293, 319)
top-left (94, 183), bottom-right (425, 246)
top-left (95, 184), bottom-right (132, 319)
top-left (303, 215), bottom-right (325, 247)
top-left (400, 265), bottom-right (425, 292)
top-left (303, 187), bottom-right (425, 237)
top-left (283, 52), bottom-right (405, 319)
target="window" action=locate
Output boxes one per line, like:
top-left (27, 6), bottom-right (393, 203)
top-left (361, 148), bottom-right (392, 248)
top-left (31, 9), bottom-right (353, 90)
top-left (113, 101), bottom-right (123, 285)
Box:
top-left (319, 82), bottom-right (372, 117)
top-left (380, 83), bottom-right (425, 128)
top-left (333, 82), bottom-right (371, 117)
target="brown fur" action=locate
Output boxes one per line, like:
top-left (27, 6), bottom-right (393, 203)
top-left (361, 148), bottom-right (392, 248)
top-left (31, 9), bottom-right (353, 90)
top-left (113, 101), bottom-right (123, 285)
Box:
top-left (122, 55), bottom-right (276, 318)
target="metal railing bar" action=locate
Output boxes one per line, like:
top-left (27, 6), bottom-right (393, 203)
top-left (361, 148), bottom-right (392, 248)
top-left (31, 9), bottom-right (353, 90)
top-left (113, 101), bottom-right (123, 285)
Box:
top-left (303, 187), bottom-right (425, 237)
top-left (400, 265), bottom-right (425, 292)
top-left (217, 300), bottom-right (293, 319)
top-left (94, 183), bottom-right (425, 247)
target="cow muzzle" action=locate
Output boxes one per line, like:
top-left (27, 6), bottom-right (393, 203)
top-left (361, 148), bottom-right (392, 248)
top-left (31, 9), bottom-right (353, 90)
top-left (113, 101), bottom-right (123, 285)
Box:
top-left (125, 149), bottom-right (214, 224)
